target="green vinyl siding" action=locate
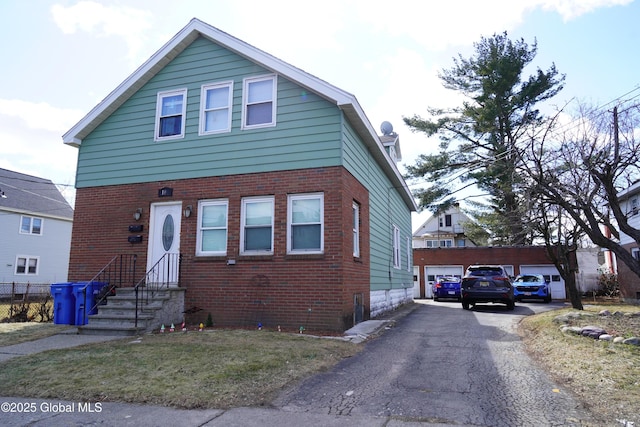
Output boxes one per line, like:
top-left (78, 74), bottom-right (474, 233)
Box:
top-left (342, 120), bottom-right (413, 292)
top-left (75, 36), bottom-right (342, 188)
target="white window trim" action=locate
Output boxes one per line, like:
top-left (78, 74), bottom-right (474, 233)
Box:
top-left (196, 199), bottom-right (228, 256)
top-left (352, 202), bottom-right (360, 258)
top-left (15, 255), bottom-right (39, 275)
top-left (154, 88), bottom-right (187, 141)
top-left (406, 236), bottom-right (411, 271)
top-left (287, 193), bottom-right (324, 254)
top-left (242, 74), bottom-right (277, 130)
top-left (240, 196), bottom-right (274, 255)
top-left (632, 248), bottom-right (640, 260)
top-left (392, 225), bottom-right (401, 269)
top-left (199, 81), bottom-right (233, 135)
top-left (19, 215), bottom-right (43, 235)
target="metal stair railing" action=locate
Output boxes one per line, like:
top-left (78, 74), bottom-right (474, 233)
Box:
top-left (134, 253), bottom-right (182, 328)
top-left (79, 254), bottom-right (138, 325)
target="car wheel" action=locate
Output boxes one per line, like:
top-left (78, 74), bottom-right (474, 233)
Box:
top-left (434, 296), bottom-right (439, 302)
top-left (507, 301), bottom-right (515, 310)
top-left (462, 301), bottom-right (471, 310)
top-left (544, 295), bottom-right (551, 303)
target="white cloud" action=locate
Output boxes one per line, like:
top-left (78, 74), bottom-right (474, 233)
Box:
top-left (51, 1), bottom-right (153, 60)
top-left (0, 99), bottom-right (84, 133)
top-left (539, 0), bottom-right (634, 21)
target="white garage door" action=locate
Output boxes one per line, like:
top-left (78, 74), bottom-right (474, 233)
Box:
top-left (519, 265), bottom-right (566, 300)
top-left (425, 265), bottom-right (464, 298)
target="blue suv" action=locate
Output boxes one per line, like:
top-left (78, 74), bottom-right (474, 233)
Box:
top-left (513, 274), bottom-right (551, 303)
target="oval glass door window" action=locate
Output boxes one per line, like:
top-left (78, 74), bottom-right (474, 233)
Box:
top-left (162, 214), bottom-right (175, 251)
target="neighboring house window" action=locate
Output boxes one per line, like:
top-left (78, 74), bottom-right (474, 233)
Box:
top-left (632, 248), bottom-right (640, 260)
top-left (15, 256), bottom-right (38, 275)
top-left (288, 193), bottom-right (324, 254)
top-left (242, 75), bottom-right (276, 129)
top-left (199, 81), bottom-right (233, 135)
top-left (631, 197), bottom-right (639, 216)
top-left (392, 225), bottom-right (401, 268)
top-left (241, 197), bottom-right (274, 254)
top-left (155, 88), bottom-right (187, 140)
top-left (20, 216), bottom-right (42, 235)
top-left (352, 202), bottom-right (360, 257)
top-left (425, 239), bottom-right (452, 248)
top-left (196, 200), bottom-right (228, 255)
top-left (445, 214), bottom-right (452, 227)
top-left (457, 239), bottom-right (466, 247)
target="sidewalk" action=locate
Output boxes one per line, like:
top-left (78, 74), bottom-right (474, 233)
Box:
top-left (1, 303), bottom-right (461, 426)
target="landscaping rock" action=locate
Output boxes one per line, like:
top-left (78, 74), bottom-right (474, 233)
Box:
top-left (598, 309), bottom-right (611, 316)
top-left (613, 337), bottom-right (625, 343)
top-left (580, 326), bottom-right (607, 339)
top-left (598, 334), bottom-right (613, 341)
top-left (622, 337), bottom-right (640, 346)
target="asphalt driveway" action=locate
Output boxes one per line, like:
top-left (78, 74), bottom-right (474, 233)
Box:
top-left (273, 300), bottom-right (598, 426)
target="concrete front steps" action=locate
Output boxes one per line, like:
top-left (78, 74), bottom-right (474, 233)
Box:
top-left (77, 287), bottom-right (185, 336)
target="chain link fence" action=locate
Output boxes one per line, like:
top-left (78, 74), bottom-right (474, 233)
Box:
top-left (0, 282), bottom-right (53, 323)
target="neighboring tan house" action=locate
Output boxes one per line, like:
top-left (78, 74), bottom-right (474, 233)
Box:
top-left (0, 168), bottom-right (73, 287)
top-left (62, 18), bottom-right (417, 333)
top-left (615, 181), bottom-right (640, 302)
top-left (412, 204), bottom-right (478, 249)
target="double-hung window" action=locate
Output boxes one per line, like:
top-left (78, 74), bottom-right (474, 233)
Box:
top-left (155, 88), bottom-right (187, 140)
top-left (242, 75), bottom-right (276, 129)
top-left (241, 197), bottom-right (274, 254)
top-left (16, 256), bottom-right (38, 275)
top-left (288, 193), bottom-right (324, 254)
top-left (199, 82), bottom-right (233, 135)
top-left (352, 202), bottom-right (360, 257)
top-left (392, 225), bottom-right (401, 269)
top-left (196, 200), bottom-right (228, 256)
top-left (20, 216), bottom-right (42, 235)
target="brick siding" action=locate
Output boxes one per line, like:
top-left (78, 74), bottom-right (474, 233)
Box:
top-left (69, 166), bottom-right (370, 332)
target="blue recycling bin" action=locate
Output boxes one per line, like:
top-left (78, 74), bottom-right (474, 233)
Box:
top-left (72, 282), bottom-right (108, 326)
top-left (50, 283), bottom-right (75, 325)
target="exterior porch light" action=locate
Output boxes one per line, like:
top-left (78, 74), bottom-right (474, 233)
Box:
top-left (183, 205), bottom-right (192, 218)
top-left (133, 208), bottom-right (143, 221)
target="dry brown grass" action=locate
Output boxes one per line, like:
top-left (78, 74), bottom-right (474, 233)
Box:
top-left (0, 322), bottom-right (71, 346)
top-left (519, 303), bottom-right (640, 425)
top-left (0, 329), bottom-right (361, 409)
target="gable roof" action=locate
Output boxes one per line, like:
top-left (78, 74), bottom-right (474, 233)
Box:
top-left (0, 168), bottom-right (74, 220)
top-left (412, 205), bottom-right (473, 238)
top-left (62, 18), bottom-right (416, 211)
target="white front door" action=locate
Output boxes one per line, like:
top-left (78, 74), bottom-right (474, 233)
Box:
top-left (147, 202), bottom-right (182, 286)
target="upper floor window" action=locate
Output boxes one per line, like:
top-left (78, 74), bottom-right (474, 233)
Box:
top-left (392, 225), bottom-right (401, 269)
top-left (20, 216), bottom-right (42, 235)
top-left (242, 75), bottom-right (276, 129)
top-left (241, 196), bottom-right (274, 254)
top-left (632, 248), bottom-right (640, 260)
top-left (196, 200), bottom-right (228, 256)
top-left (352, 202), bottom-right (360, 258)
top-left (199, 82), bottom-right (233, 135)
top-left (155, 89), bottom-right (187, 140)
top-left (288, 193), bottom-right (324, 254)
top-left (16, 256), bottom-right (38, 275)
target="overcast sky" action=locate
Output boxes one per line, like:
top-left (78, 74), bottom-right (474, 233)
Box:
top-left (1, 0), bottom-right (638, 229)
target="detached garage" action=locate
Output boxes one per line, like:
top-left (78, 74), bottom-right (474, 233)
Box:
top-left (413, 246), bottom-right (570, 300)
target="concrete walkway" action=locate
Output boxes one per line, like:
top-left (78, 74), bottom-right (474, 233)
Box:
top-left (1, 304), bottom-right (459, 426)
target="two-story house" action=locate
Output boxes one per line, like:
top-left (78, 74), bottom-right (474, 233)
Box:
top-left (615, 180), bottom-right (640, 302)
top-left (0, 168), bottom-right (73, 290)
top-left (62, 19), bottom-right (417, 333)
top-left (412, 204), bottom-right (477, 249)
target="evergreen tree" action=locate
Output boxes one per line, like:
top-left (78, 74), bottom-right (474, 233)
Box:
top-left (404, 32), bottom-right (564, 245)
